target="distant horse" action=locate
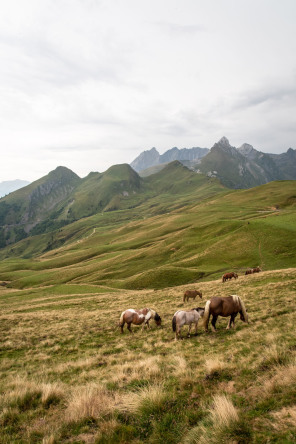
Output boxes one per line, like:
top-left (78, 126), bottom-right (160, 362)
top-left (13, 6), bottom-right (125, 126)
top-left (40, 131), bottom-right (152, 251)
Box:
top-left (119, 308), bottom-right (161, 333)
top-left (203, 295), bottom-right (248, 332)
top-left (172, 307), bottom-right (205, 340)
top-left (245, 267), bottom-right (261, 275)
top-left (183, 290), bottom-right (202, 303)
top-left (222, 272), bottom-right (238, 282)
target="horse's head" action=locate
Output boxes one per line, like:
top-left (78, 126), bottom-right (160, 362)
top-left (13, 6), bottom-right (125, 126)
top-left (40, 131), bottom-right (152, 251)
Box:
top-left (154, 312), bottom-right (162, 326)
top-left (194, 307), bottom-right (205, 317)
top-left (240, 310), bottom-right (249, 323)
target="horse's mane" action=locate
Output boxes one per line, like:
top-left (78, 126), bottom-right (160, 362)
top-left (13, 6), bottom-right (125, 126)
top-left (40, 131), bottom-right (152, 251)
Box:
top-left (203, 300), bottom-right (211, 329)
top-left (231, 295), bottom-right (248, 323)
top-left (148, 308), bottom-right (155, 318)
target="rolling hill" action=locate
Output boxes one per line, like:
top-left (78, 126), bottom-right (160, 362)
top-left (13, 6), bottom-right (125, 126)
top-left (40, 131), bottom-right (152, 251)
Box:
top-left (0, 175), bottom-right (295, 291)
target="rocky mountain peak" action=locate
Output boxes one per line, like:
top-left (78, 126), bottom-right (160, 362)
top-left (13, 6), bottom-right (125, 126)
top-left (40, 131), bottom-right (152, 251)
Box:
top-left (212, 137), bottom-right (238, 156)
top-left (218, 136), bottom-right (231, 147)
top-left (237, 143), bottom-right (258, 159)
top-left (130, 147), bottom-right (160, 172)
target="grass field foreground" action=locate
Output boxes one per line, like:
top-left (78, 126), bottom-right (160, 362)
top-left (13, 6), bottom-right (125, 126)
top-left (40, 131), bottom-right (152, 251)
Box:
top-left (0, 268), bottom-right (295, 443)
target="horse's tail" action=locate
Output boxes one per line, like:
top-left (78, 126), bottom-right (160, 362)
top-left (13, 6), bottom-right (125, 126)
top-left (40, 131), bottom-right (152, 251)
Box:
top-left (119, 311), bottom-right (125, 327)
top-left (238, 296), bottom-right (249, 323)
top-left (172, 315), bottom-right (177, 332)
top-left (183, 292), bottom-right (186, 302)
top-left (203, 300), bottom-right (211, 330)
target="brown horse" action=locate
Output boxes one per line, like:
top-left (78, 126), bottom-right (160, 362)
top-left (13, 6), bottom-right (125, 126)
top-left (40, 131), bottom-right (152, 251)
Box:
top-left (203, 295), bottom-right (248, 332)
top-left (222, 272), bottom-right (238, 282)
top-left (245, 267), bottom-right (261, 275)
top-left (119, 308), bottom-right (161, 333)
top-left (183, 290), bottom-right (202, 303)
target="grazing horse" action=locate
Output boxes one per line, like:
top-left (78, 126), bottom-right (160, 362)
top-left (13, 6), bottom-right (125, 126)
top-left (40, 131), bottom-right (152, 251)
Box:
top-left (183, 290), bottom-right (202, 303)
top-left (203, 295), bottom-right (248, 332)
top-left (222, 272), bottom-right (238, 282)
top-left (119, 308), bottom-right (161, 333)
top-left (245, 266), bottom-right (261, 275)
top-left (172, 308), bottom-right (205, 340)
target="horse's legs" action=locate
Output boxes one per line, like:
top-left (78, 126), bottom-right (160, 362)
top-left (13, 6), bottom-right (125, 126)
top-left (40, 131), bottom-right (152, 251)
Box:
top-left (194, 322), bottom-right (198, 335)
top-left (127, 323), bottom-right (133, 333)
top-left (120, 322), bottom-right (125, 333)
top-left (177, 325), bottom-right (182, 340)
top-left (226, 313), bottom-right (237, 329)
top-left (211, 315), bottom-right (218, 332)
top-left (188, 323), bottom-right (192, 337)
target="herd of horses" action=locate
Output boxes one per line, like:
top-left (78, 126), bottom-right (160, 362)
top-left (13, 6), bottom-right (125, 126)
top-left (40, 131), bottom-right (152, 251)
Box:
top-left (119, 268), bottom-right (253, 339)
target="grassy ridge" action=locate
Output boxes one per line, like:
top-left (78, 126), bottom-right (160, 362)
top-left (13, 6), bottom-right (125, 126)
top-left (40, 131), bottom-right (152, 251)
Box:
top-left (0, 269), bottom-right (295, 442)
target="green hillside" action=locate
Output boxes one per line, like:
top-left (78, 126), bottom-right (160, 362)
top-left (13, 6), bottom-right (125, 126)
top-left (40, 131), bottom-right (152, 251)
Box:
top-left (0, 178), bottom-right (295, 291)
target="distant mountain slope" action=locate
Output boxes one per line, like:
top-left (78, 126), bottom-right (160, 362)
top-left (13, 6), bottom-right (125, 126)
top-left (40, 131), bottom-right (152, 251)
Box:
top-left (0, 166), bottom-right (81, 247)
top-left (270, 148), bottom-right (296, 179)
top-left (0, 161), bottom-right (226, 254)
top-left (130, 145), bottom-right (209, 172)
top-left (0, 179), bottom-right (30, 198)
top-left (197, 137), bottom-right (296, 189)
top-left (0, 164), bottom-right (145, 247)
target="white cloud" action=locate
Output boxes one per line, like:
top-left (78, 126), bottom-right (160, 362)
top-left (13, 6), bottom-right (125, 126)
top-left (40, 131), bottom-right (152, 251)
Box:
top-left (0, 0), bottom-right (295, 181)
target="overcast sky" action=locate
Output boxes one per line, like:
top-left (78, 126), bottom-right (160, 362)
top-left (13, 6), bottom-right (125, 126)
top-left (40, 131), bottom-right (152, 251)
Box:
top-left (0, 0), bottom-right (296, 182)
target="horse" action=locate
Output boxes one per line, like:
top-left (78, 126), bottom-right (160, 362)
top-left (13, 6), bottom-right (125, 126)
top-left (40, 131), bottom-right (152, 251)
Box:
top-left (172, 307), bottom-right (205, 340)
top-left (245, 269), bottom-right (253, 275)
top-left (222, 272), bottom-right (238, 282)
top-left (183, 289), bottom-right (202, 303)
top-left (252, 266), bottom-right (261, 273)
top-left (203, 295), bottom-right (248, 332)
top-left (119, 308), bottom-right (161, 333)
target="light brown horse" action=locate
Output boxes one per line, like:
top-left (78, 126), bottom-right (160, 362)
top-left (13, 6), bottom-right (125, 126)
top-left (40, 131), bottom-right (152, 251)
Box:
top-left (183, 290), bottom-right (202, 303)
top-left (119, 308), bottom-right (161, 333)
top-left (203, 295), bottom-right (248, 332)
top-left (222, 272), bottom-right (238, 282)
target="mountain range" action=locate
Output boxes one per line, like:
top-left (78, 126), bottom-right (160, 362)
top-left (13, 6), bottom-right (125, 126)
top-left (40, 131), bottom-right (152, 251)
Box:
top-left (131, 136), bottom-right (296, 188)
top-left (0, 136), bottom-right (295, 250)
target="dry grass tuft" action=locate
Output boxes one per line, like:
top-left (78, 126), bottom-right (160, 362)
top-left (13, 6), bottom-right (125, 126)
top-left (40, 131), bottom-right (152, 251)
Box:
top-left (183, 395), bottom-right (240, 444)
top-left (270, 405), bottom-right (296, 431)
top-left (204, 357), bottom-right (227, 375)
top-left (65, 384), bottom-right (119, 422)
top-left (209, 394), bottom-right (239, 426)
top-left (118, 383), bottom-right (166, 414)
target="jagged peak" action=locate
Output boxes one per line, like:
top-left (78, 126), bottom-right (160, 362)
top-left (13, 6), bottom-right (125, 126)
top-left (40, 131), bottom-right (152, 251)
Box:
top-left (218, 136), bottom-right (231, 147)
top-left (238, 143), bottom-right (255, 155)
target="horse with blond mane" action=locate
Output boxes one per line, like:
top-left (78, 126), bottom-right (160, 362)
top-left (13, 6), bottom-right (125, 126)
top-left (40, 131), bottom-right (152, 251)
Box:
top-left (203, 295), bottom-right (248, 332)
top-left (119, 308), bottom-right (161, 333)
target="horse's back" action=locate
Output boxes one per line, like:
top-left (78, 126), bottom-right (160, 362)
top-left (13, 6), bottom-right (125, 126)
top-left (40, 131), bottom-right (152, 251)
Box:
top-left (209, 296), bottom-right (235, 316)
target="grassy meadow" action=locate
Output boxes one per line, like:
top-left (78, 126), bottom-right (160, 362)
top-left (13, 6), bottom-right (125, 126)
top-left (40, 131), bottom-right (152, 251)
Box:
top-left (0, 268), bottom-right (296, 443)
top-left (0, 179), bottom-right (296, 443)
